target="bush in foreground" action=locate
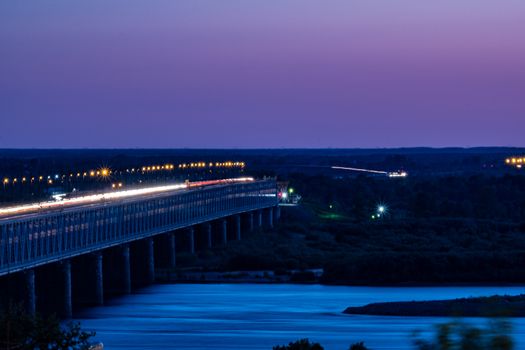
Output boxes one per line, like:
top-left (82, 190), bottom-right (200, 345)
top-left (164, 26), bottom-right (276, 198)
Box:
top-left (0, 304), bottom-right (95, 350)
top-left (349, 342), bottom-right (370, 350)
top-left (414, 319), bottom-right (513, 350)
top-left (273, 338), bottom-right (324, 350)
top-left (275, 319), bottom-right (513, 350)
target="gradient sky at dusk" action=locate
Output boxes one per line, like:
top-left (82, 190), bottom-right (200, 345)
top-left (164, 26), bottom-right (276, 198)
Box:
top-left (1, 1), bottom-right (524, 148)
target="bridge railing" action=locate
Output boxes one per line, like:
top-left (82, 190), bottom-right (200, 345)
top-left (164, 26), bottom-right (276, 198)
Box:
top-left (0, 179), bottom-right (277, 275)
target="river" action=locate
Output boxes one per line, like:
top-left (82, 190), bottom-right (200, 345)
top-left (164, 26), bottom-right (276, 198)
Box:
top-left (75, 284), bottom-right (525, 350)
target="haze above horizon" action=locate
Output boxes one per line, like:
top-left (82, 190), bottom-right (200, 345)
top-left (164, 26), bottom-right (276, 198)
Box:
top-left (1, 1), bottom-right (524, 148)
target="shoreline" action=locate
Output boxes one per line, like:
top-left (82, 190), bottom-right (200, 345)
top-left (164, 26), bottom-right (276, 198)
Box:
top-left (155, 268), bottom-right (322, 284)
top-left (155, 268), bottom-right (525, 287)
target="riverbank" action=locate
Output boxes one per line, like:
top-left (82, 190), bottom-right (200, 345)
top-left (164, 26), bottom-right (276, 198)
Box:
top-left (344, 294), bottom-right (525, 317)
top-left (157, 267), bottom-right (525, 287)
top-left (156, 268), bottom-right (323, 283)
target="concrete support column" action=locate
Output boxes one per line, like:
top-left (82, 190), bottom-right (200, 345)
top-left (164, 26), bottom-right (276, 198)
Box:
top-left (25, 269), bottom-right (36, 316)
top-left (257, 210), bottom-right (263, 228)
top-left (62, 260), bottom-right (72, 319)
top-left (187, 227), bottom-right (195, 254)
top-left (202, 223), bottom-right (212, 249)
top-left (267, 208), bottom-right (274, 229)
top-left (145, 238), bottom-right (155, 284)
top-left (121, 245), bottom-right (131, 294)
top-left (168, 233), bottom-right (176, 268)
top-left (246, 212), bottom-right (254, 232)
top-left (234, 215), bottom-right (241, 240)
top-left (220, 220), bottom-right (228, 245)
top-left (93, 253), bottom-right (104, 305)
top-left (274, 205), bottom-right (281, 222)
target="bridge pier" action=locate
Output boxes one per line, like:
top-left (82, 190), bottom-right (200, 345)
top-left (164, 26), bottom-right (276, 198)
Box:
top-left (220, 220), bottom-right (228, 245)
top-left (145, 238), bottom-right (155, 284)
top-left (266, 208), bottom-right (274, 229)
top-left (274, 205), bottom-right (281, 222)
top-left (25, 269), bottom-right (36, 316)
top-left (130, 238), bottom-right (155, 286)
top-left (256, 210), bottom-right (263, 228)
top-left (72, 253), bottom-right (104, 306)
top-left (93, 253), bottom-right (104, 305)
top-left (92, 253), bottom-right (104, 305)
top-left (0, 270), bottom-right (36, 316)
top-left (102, 245), bottom-right (130, 296)
top-left (62, 260), bottom-right (72, 319)
top-left (121, 245), bottom-right (131, 294)
top-left (244, 212), bottom-right (254, 233)
top-left (201, 223), bottom-right (212, 249)
top-left (233, 215), bottom-right (241, 240)
top-left (168, 232), bottom-right (176, 268)
top-left (187, 227), bottom-right (195, 254)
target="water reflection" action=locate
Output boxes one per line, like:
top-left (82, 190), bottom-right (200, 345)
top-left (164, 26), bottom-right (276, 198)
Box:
top-left (75, 284), bottom-right (525, 350)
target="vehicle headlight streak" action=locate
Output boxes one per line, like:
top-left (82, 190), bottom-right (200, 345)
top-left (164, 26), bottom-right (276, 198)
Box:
top-left (332, 166), bottom-right (407, 178)
top-left (0, 177), bottom-right (254, 217)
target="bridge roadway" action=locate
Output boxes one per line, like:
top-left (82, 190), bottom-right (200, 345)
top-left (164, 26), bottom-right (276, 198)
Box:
top-left (0, 178), bottom-right (280, 318)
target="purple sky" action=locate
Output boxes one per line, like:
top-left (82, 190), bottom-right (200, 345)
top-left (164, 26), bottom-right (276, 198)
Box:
top-left (1, 1), bottom-right (524, 148)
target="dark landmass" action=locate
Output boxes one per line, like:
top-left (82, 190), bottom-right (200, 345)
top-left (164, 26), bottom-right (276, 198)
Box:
top-left (2, 148), bottom-right (525, 285)
top-left (184, 170), bottom-right (525, 285)
top-left (343, 294), bottom-right (525, 317)
top-left (1, 147), bottom-right (524, 179)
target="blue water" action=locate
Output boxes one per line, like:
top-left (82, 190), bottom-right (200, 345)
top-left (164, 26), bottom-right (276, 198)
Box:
top-left (75, 284), bottom-right (525, 350)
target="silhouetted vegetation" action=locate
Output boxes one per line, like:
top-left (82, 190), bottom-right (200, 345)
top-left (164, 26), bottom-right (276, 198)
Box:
top-left (349, 342), bottom-right (370, 350)
top-left (273, 339), bottom-right (324, 350)
top-left (276, 320), bottom-right (513, 350)
top-left (413, 319), bottom-right (513, 350)
top-left (186, 173), bottom-right (525, 285)
top-left (0, 305), bottom-right (95, 350)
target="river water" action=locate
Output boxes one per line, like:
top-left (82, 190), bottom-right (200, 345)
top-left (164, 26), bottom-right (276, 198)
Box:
top-left (75, 284), bottom-right (525, 350)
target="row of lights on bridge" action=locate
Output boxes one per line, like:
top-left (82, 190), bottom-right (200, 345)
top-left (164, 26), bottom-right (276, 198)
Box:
top-left (1, 161), bottom-right (246, 187)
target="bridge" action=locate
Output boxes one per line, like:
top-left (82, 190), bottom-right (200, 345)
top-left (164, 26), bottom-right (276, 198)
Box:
top-left (0, 178), bottom-right (279, 318)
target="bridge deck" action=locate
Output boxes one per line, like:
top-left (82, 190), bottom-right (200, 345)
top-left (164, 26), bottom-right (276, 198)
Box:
top-left (0, 178), bottom-right (254, 221)
top-left (0, 179), bottom-right (277, 276)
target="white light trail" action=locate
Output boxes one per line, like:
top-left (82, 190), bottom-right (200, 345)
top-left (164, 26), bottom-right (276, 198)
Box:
top-left (332, 166), bottom-right (408, 178)
top-left (0, 177), bottom-right (254, 217)
top-left (331, 166), bottom-right (387, 175)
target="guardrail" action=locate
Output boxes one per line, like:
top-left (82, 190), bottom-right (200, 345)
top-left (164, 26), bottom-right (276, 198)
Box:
top-left (0, 179), bottom-right (277, 276)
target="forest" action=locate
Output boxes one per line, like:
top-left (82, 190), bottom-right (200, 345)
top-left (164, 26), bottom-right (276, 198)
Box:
top-left (191, 173), bottom-right (525, 285)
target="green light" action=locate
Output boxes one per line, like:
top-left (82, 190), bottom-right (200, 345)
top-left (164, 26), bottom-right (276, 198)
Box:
top-left (329, 204), bottom-right (333, 209)
top-left (288, 188), bottom-right (294, 194)
top-left (371, 215), bottom-right (376, 219)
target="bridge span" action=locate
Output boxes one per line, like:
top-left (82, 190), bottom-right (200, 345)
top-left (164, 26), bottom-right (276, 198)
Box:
top-left (0, 178), bottom-right (280, 318)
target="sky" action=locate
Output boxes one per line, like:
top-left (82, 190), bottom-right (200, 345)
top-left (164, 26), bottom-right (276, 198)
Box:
top-left (1, 1), bottom-right (524, 148)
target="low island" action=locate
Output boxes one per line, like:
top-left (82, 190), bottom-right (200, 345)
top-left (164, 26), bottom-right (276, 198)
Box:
top-left (344, 294), bottom-right (525, 317)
